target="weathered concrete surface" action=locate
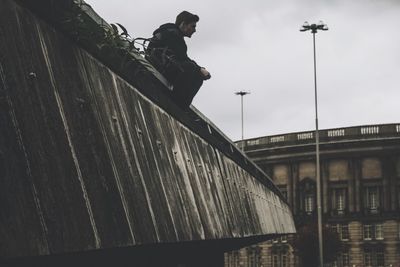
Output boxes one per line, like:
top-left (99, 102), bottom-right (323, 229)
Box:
top-left (0, 0), bottom-right (295, 263)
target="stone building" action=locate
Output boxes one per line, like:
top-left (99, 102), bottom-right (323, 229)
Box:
top-left (225, 124), bottom-right (400, 267)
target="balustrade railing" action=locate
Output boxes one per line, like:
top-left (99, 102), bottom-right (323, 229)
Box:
top-left (239, 124), bottom-right (400, 148)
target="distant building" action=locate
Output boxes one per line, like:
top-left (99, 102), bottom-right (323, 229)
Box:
top-left (225, 124), bottom-right (400, 267)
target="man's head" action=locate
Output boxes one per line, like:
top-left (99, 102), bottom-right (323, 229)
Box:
top-left (175, 11), bottom-right (199, 38)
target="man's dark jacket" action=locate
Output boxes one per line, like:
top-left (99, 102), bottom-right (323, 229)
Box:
top-left (146, 23), bottom-right (201, 83)
top-left (146, 23), bottom-right (204, 108)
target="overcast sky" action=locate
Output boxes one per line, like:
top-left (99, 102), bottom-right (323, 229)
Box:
top-left (84, 0), bottom-right (400, 141)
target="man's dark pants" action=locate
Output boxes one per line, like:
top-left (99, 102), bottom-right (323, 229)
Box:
top-left (170, 61), bottom-right (203, 109)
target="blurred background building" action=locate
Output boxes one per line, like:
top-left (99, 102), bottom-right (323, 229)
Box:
top-left (226, 123), bottom-right (400, 267)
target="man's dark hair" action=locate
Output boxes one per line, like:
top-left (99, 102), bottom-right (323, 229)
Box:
top-left (175, 11), bottom-right (199, 26)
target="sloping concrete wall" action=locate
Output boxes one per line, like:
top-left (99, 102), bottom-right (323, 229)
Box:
top-left (0, 0), bottom-right (295, 260)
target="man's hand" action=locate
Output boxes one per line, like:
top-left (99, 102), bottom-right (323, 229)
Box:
top-left (200, 67), bottom-right (211, 80)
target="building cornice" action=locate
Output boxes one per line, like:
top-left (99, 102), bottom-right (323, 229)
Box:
top-left (237, 124), bottom-right (400, 163)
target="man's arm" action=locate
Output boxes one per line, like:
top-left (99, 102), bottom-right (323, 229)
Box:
top-left (163, 28), bottom-right (211, 80)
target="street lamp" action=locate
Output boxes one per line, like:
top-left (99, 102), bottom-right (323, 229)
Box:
top-left (235, 91), bottom-right (250, 149)
top-left (300, 20), bottom-right (328, 267)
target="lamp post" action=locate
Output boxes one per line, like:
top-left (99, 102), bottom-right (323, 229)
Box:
top-left (300, 21), bottom-right (328, 267)
top-left (235, 91), bottom-right (250, 149)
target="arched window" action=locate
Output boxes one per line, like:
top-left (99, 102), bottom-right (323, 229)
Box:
top-left (298, 178), bottom-right (316, 215)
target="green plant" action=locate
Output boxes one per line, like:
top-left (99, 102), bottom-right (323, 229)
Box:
top-left (60, 3), bottom-right (139, 61)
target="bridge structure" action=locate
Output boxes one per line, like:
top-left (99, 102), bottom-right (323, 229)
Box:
top-left (0, 0), bottom-right (295, 266)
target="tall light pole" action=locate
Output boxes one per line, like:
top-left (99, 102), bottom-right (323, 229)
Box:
top-left (235, 91), bottom-right (250, 149)
top-left (300, 21), bottom-right (328, 267)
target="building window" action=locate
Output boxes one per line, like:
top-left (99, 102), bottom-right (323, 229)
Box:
top-left (341, 224), bottom-right (350, 240)
top-left (281, 253), bottom-right (288, 267)
top-left (364, 250), bottom-right (373, 267)
top-left (342, 252), bottom-right (350, 267)
top-left (333, 251), bottom-right (350, 267)
top-left (332, 223), bottom-right (350, 241)
top-left (342, 224), bottom-right (350, 240)
top-left (376, 251), bottom-right (385, 267)
top-left (363, 223), bottom-right (384, 240)
top-left (375, 223), bottom-right (383, 240)
top-left (227, 251), bottom-right (239, 267)
top-left (363, 186), bottom-right (381, 214)
top-left (364, 248), bottom-right (385, 267)
top-left (305, 193), bottom-right (314, 214)
top-left (363, 224), bottom-right (373, 240)
top-left (331, 188), bottom-right (347, 215)
top-left (247, 247), bottom-right (260, 267)
top-left (272, 254), bottom-right (279, 267)
top-left (271, 247), bottom-right (289, 267)
top-left (299, 178), bottom-right (316, 215)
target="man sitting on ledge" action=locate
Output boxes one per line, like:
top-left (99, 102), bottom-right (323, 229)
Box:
top-left (146, 11), bottom-right (211, 109)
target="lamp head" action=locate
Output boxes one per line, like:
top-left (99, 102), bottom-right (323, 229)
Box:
top-left (301, 21), bottom-right (328, 32)
top-left (300, 21), bottom-right (310, 32)
top-left (235, 91), bottom-right (250, 96)
top-left (318, 20), bottom-right (328, 31)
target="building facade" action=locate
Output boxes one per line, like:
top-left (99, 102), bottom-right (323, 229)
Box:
top-left (225, 124), bottom-right (400, 267)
